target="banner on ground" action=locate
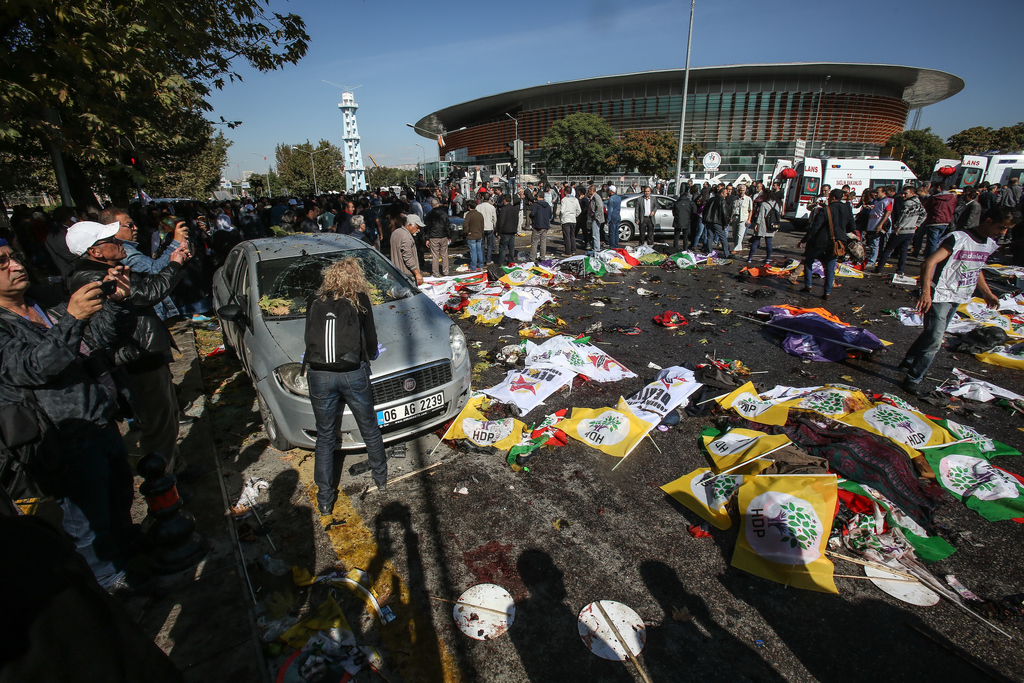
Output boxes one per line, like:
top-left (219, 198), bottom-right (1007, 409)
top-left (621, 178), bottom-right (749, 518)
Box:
top-left (661, 467), bottom-right (745, 530)
top-left (499, 266), bottom-right (554, 287)
top-left (507, 409), bottom-right (569, 463)
top-left (442, 395), bottom-right (526, 451)
top-left (499, 287), bottom-right (554, 322)
top-left (461, 295), bottom-right (505, 326)
top-left (957, 299), bottom-right (1024, 338)
top-left (560, 399), bottom-right (651, 458)
top-left (481, 366), bottom-right (574, 415)
top-left (524, 335), bottom-right (636, 382)
top-left (976, 343), bottom-right (1024, 371)
top-left (732, 474), bottom-right (839, 593)
top-left (715, 381), bottom-right (790, 426)
top-left (781, 384), bottom-right (872, 419)
top-left (625, 366), bottom-right (702, 425)
top-left (922, 443), bottom-right (1024, 522)
top-left (934, 418), bottom-right (1020, 457)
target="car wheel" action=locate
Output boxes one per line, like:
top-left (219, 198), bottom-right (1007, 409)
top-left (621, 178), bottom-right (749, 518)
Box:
top-left (257, 389), bottom-right (293, 451)
top-left (618, 222), bottom-right (635, 243)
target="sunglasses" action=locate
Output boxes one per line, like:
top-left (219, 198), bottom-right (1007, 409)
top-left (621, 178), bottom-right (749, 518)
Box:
top-left (0, 252), bottom-right (26, 270)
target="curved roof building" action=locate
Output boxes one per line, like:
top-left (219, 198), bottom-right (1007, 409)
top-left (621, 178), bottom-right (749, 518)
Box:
top-left (414, 63), bottom-right (963, 178)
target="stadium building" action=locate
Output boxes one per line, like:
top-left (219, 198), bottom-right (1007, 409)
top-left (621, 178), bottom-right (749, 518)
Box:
top-left (413, 62), bottom-right (963, 181)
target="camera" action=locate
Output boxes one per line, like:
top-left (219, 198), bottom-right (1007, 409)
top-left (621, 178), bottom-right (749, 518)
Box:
top-left (99, 280), bottom-right (118, 298)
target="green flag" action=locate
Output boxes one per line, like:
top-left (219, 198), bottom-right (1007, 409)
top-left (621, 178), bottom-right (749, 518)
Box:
top-left (934, 418), bottom-right (1020, 458)
top-left (922, 443), bottom-right (1024, 522)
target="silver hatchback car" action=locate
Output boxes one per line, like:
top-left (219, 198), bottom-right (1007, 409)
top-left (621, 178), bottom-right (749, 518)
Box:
top-left (614, 194), bottom-right (680, 243)
top-left (212, 234), bottom-right (472, 451)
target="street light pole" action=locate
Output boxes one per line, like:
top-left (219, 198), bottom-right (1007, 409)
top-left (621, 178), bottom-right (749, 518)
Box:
top-left (809, 75), bottom-right (831, 159)
top-left (505, 112), bottom-right (519, 194)
top-left (291, 146), bottom-right (329, 196)
top-left (251, 152), bottom-right (272, 197)
top-left (415, 144), bottom-right (425, 175)
top-left (674, 0), bottom-right (695, 196)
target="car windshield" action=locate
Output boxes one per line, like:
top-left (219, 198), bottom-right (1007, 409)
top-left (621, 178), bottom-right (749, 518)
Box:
top-left (255, 249), bottom-right (411, 318)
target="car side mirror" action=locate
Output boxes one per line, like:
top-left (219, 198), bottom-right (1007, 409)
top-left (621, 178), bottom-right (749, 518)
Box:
top-left (218, 304), bottom-right (248, 326)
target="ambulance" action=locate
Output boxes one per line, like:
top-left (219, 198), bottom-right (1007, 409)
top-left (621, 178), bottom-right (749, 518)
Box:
top-left (773, 157), bottom-right (917, 224)
top-left (931, 154), bottom-right (1024, 189)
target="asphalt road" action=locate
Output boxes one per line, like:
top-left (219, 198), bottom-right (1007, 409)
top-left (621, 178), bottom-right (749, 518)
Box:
top-left (200, 222), bottom-right (1024, 682)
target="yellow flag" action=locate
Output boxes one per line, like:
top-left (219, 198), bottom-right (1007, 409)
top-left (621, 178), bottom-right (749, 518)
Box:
top-left (560, 398), bottom-right (651, 457)
top-left (779, 385), bottom-right (872, 419)
top-left (716, 382), bottom-right (790, 426)
top-left (461, 296), bottom-right (504, 325)
top-left (443, 394), bottom-right (526, 451)
top-left (976, 346), bottom-right (1024, 370)
top-left (700, 428), bottom-right (789, 473)
top-left (840, 402), bottom-right (954, 457)
top-left (662, 467), bottom-right (751, 529)
top-left (732, 474), bottom-right (839, 593)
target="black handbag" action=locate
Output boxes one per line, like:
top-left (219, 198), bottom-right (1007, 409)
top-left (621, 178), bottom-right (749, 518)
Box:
top-left (0, 391), bottom-right (64, 499)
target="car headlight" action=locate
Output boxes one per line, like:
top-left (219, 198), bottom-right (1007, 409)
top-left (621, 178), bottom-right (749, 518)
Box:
top-left (276, 363), bottom-right (310, 397)
top-left (450, 324), bottom-right (468, 368)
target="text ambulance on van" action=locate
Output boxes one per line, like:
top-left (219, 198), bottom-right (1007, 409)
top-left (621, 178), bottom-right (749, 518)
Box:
top-left (773, 157), bottom-right (917, 224)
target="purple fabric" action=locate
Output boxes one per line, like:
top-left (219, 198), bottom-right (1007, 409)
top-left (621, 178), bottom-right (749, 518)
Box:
top-left (757, 306), bottom-right (884, 355)
top-left (811, 260), bottom-right (825, 278)
top-left (781, 334), bottom-right (849, 362)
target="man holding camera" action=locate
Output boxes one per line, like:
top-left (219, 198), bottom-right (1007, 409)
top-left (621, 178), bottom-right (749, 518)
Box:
top-left (67, 221), bottom-right (194, 478)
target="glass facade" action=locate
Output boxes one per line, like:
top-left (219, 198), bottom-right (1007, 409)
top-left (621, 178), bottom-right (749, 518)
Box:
top-left (437, 74), bottom-right (910, 179)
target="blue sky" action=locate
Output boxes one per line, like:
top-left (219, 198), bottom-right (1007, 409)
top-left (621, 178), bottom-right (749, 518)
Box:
top-left (209, 0), bottom-right (1024, 180)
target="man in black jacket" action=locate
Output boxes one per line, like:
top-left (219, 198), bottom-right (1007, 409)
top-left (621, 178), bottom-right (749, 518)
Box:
top-left (671, 189), bottom-right (698, 251)
top-left (67, 221), bottom-right (193, 477)
top-left (423, 198), bottom-right (451, 277)
top-left (798, 189), bottom-right (853, 301)
top-left (496, 194), bottom-right (519, 265)
top-left (0, 234), bottom-right (140, 589)
top-left (702, 186), bottom-right (732, 255)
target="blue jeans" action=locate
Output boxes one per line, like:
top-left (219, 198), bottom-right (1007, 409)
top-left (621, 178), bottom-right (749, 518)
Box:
top-left (876, 233), bottom-right (914, 274)
top-left (902, 302), bottom-right (958, 385)
top-left (607, 217), bottom-right (620, 248)
top-left (922, 224), bottom-right (948, 258)
top-left (691, 217), bottom-right (705, 251)
top-left (591, 220), bottom-right (603, 252)
top-left (747, 236), bottom-right (773, 260)
top-left (482, 232), bottom-right (495, 264)
top-left (706, 222), bottom-right (731, 255)
top-left (59, 423), bottom-right (138, 587)
top-left (467, 239), bottom-right (483, 270)
top-left (865, 231), bottom-right (885, 265)
top-left (803, 249), bottom-right (837, 295)
top-left (308, 363), bottom-right (387, 506)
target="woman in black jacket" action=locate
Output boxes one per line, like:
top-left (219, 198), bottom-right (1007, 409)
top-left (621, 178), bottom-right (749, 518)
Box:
top-left (798, 189), bottom-right (852, 301)
top-left (303, 258), bottom-right (385, 515)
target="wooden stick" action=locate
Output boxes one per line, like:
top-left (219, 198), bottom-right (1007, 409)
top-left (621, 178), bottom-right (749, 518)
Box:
top-left (834, 574), bottom-right (918, 583)
top-left (386, 459), bottom-right (449, 486)
top-left (696, 392), bottom-right (729, 406)
top-left (595, 600), bottom-right (653, 683)
top-left (826, 552), bottom-right (918, 580)
top-left (429, 595), bottom-right (511, 618)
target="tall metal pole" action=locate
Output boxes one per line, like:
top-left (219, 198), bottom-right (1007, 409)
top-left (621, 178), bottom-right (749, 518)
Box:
top-left (809, 75), bottom-right (830, 159)
top-left (674, 0), bottom-right (695, 195)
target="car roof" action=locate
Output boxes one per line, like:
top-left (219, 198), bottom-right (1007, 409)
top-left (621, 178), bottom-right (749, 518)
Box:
top-left (243, 234), bottom-right (371, 261)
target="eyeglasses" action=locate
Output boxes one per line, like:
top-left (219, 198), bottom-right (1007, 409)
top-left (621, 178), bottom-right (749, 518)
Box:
top-left (92, 238), bottom-right (121, 247)
top-left (0, 252), bottom-right (26, 270)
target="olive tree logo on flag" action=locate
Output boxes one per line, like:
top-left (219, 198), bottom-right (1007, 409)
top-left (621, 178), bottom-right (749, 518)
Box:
top-left (864, 405), bottom-right (932, 448)
top-left (692, 473), bottom-right (743, 511)
top-left (939, 454), bottom-right (1020, 501)
top-left (942, 421), bottom-right (994, 453)
top-left (746, 492), bottom-right (823, 565)
top-left (735, 395), bottom-right (771, 418)
top-left (464, 418), bottom-right (515, 446)
top-left (577, 411), bottom-right (629, 446)
top-left (798, 390), bottom-right (847, 416)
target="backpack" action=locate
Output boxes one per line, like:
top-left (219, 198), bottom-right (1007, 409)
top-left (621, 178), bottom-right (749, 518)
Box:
top-left (764, 202), bottom-right (780, 232)
top-left (303, 295), bottom-right (365, 372)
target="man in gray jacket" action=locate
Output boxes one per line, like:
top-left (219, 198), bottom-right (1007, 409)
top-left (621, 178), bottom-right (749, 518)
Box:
top-left (874, 186), bottom-right (927, 276)
top-left (587, 185), bottom-right (605, 252)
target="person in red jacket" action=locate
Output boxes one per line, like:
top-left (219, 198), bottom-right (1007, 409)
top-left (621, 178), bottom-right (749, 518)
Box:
top-left (917, 184), bottom-right (958, 258)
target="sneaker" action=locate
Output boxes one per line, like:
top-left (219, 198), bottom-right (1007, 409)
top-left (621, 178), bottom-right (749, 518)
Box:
top-left (902, 379), bottom-right (925, 397)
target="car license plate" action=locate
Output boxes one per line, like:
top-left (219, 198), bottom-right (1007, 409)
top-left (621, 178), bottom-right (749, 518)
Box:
top-left (376, 392), bottom-right (444, 426)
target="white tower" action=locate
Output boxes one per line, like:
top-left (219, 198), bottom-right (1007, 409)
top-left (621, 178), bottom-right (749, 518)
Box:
top-left (338, 90), bottom-right (366, 192)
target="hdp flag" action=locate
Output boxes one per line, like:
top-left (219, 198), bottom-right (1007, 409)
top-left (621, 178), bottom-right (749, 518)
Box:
top-left (922, 443), bottom-right (1024, 522)
top-left (661, 467), bottom-right (746, 530)
top-left (780, 384), bottom-right (871, 419)
top-left (442, 395), bottom-right (525, 451)
top-left (732, 474), bottom-right (839, 593)
top-left (560, 399), bottom-right (651, 458)
top-left (700, 427), bottom-right (789, 473)
top-left (840, 403), bottom-right (954, 457)
top-left (715, 382), bottom-right (790, 426)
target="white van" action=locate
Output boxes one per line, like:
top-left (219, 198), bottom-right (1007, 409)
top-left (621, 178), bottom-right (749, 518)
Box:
top-left (931, 154), bottom-right (1024, 189)
top-left (774, 157), bottom-right (917, 224)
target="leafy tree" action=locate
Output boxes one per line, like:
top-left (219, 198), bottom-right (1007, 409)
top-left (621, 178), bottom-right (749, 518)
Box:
top-left (882, 128), bottom-right (957, 179)
top-left (367, 166), bottom-right (416, 190)
top-left (0, 0), bottom-right (309, 206)
top-left (0, 147), bottom-right (59, 202)
top-left (678, 143), bottom-right (707, 173)
top-left (614, 130), bottom-right (678, 176)
top-left (992, 123), bottom-right (1024, 154)
top-left (276, 140), bottom-right (345, 196)
top-left (946, 126), bottom-right (995, 156)
top-left (246, 169), bottom-right (280, 197)
top-left (539, 113), bottom-right (616, 175)
top-left (144, 129), bottom-right (231, 200)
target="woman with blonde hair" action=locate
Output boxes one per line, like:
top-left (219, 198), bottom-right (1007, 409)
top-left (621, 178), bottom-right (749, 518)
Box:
top-left (303, 257), bottom-right (386, 514)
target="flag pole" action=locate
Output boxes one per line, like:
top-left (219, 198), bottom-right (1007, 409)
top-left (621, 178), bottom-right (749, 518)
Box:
top-left (673, 0), bottom-right (696, 194)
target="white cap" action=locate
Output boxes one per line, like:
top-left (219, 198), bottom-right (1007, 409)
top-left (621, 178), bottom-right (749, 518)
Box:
top-left (608, 185), bottom-right (616, 193)
top-left (66, 221), bottom-right (120, 256)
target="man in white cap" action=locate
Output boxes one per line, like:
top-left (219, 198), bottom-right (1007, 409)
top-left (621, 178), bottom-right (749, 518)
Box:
top-left (67, 221), bottom-right (196, 480)
top-left (390, 214), bottom-right (424, 285)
